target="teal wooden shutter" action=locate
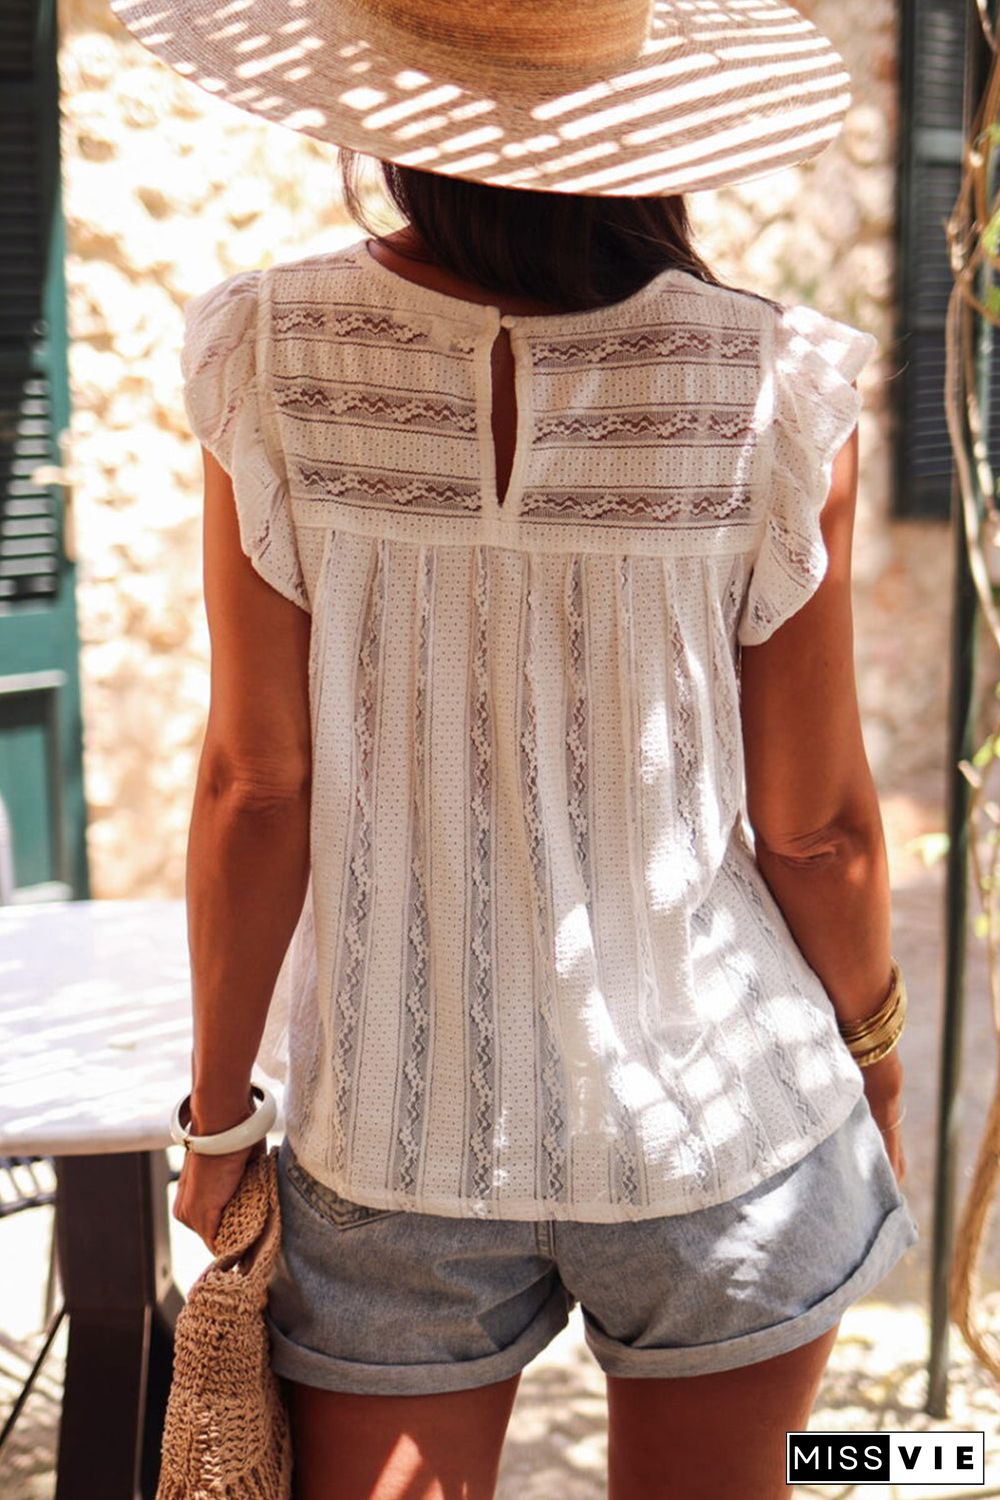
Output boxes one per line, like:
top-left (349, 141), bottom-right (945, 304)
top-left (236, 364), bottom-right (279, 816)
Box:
top-left (0, 0), bottom-right (90, 901)
top-left (895, 0), bottom-right (969, 518)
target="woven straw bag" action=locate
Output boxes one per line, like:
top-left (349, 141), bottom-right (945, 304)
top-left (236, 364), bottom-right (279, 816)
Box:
top-left (156, 1143), bottom-right (293, 1499)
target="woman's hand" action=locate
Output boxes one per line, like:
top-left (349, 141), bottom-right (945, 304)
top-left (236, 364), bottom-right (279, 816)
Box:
top-left (172, 1092), bottom-right (267, 1254)
top-left (860, 1051), bottom-right (908, 1186)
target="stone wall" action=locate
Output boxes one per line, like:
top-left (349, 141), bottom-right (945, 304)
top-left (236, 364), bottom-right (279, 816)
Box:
top-left (689, 0), bottom-right (951, 881)
top-left (58, 0), bottom-right (947, 898)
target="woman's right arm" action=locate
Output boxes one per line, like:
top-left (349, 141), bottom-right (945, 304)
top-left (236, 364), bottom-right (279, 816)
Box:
top-left (738, 412), bottom-right (907, 1183)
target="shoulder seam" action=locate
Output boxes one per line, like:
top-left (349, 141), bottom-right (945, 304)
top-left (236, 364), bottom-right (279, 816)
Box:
top-left (262, 240), bottom-right (366, 280)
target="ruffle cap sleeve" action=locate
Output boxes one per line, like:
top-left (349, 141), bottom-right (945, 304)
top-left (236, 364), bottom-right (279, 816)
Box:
top-left (180, 271), bottom-right (309, 613)
top-left (736, 303), bottom-right (878, 647)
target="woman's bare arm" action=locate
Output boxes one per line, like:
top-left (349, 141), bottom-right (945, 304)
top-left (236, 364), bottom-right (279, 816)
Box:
top-left (739, 412), bottom-right (906, 1175)
top-left (185, 447), bottom-right (312, 1134)
top-left (739, 417), bottom-right (893, 1026)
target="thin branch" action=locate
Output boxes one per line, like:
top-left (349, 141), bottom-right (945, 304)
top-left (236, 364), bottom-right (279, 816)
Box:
top-left (977, 0), bottom-right (998, 50)
top-left (945, 12), bottom-right (1000, 1381)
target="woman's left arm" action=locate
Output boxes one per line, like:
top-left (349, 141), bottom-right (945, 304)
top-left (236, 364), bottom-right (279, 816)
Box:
top-left (174, 446), bottom-right (312, 1250)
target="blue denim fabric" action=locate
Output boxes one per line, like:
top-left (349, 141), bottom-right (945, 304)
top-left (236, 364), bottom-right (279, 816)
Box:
top-left (264, 1091), bottom-right (919, 1396)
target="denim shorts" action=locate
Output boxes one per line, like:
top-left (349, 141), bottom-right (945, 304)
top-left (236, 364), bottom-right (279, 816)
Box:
top-left (264, 1091), bottom-right (919, 1396)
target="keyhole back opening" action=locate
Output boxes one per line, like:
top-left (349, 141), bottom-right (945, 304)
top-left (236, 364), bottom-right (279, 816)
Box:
top-left (489, 325), bottom-right (518, 510)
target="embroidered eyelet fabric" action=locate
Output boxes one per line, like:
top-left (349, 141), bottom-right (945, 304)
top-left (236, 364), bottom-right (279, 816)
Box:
top-left (180, 237), bottom-right (877, 1222)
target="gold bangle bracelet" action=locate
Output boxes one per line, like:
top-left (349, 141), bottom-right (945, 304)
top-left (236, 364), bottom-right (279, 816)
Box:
top-left (846, 989), bottom-right (907, 1057)
top-left (841, 998), bottom-right (901, 1043)
top-left (835, 959), bottom-right (908, 1067)
top-left (847, 1005), bottom-right (906, 1065)
top-left (852, 1026), bottom-right (904, 1067)
top-left (837, 959), bottom-right (904, 1042)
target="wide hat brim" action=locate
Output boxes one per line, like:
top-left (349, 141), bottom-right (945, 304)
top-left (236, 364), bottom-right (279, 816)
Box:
top-left (108, 0), bottom-right (853, 197)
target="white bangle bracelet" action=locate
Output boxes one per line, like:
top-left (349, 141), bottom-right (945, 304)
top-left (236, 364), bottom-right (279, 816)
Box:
top-left (170, 1083), bottom-right (277, 1154)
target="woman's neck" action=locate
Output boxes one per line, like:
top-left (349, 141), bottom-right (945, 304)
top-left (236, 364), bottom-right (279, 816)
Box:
top-left (370, 226), bottom-right (570, 316)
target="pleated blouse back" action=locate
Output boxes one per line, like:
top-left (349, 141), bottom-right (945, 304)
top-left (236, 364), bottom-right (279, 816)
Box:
top-left (180, 236), bottom-right (876, 1222)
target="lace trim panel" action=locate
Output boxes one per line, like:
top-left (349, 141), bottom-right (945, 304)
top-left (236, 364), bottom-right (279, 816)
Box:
top-left (390, 545), bottom-right (436, 1196)
top-left (274, 304), bottom-right (422, 346)
top-left (296, 460), bottom-right (483, 516)
top-left (563, 556), bottom-right (642, 1205)
top-left (273, 299), bottom-right (480, 356)
top-left (463, 547), bottom-right (500, 1204)
top-left (706, 560), bottom-right (744, 838)
top-left (533, 403), bottom-right (758, 449)
top-left (519, 485), bottom-right (754, 524)
top-left (275, 379), bottom-right (478, 437)
top-left (528, 325), bottom-right (761, 372)
top-left (292, 534), bottom-right (339, 1146)
top-left (520, 555), bottom-right (569, 1204)
top-left (328, 539), bottom-right (386, 1177)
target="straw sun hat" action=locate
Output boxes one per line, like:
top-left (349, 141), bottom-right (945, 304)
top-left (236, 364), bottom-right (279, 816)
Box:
top-left (108, 0), bottom-right (852, 197)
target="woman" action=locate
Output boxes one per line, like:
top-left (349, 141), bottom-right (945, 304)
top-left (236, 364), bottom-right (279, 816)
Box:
top-left (120, 0), bottom-right (919, 1494)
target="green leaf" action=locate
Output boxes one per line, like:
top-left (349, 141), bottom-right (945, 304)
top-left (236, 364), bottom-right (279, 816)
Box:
top-left (984, 209), bottom-right (1000, 257)
top-left (972, 737), bottom-right (996, 767)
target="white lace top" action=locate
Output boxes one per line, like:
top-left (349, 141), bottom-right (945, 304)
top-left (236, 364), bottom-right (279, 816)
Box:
top-left (180, 235), bottom-right (876, 1222)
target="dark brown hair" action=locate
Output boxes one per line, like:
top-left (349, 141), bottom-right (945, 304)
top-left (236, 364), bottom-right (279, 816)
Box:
top-left (337, 147), bottom-right (780, 314)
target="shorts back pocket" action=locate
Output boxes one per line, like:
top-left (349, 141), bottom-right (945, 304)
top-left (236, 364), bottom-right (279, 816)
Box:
top-left (284, 1149), bottom-right (401, 1231)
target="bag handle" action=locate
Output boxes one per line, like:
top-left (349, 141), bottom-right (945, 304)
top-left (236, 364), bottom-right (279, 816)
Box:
top-left (211, 1145), bottom-right (282, 1280)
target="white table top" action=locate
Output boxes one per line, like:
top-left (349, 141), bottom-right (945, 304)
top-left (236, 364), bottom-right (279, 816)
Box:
top-left (0, 899), bottom-right (285, 1156)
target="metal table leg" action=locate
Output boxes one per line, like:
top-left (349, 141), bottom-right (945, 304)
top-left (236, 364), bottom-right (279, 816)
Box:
top-left (53, 1150), bottom-right (183, 1500)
